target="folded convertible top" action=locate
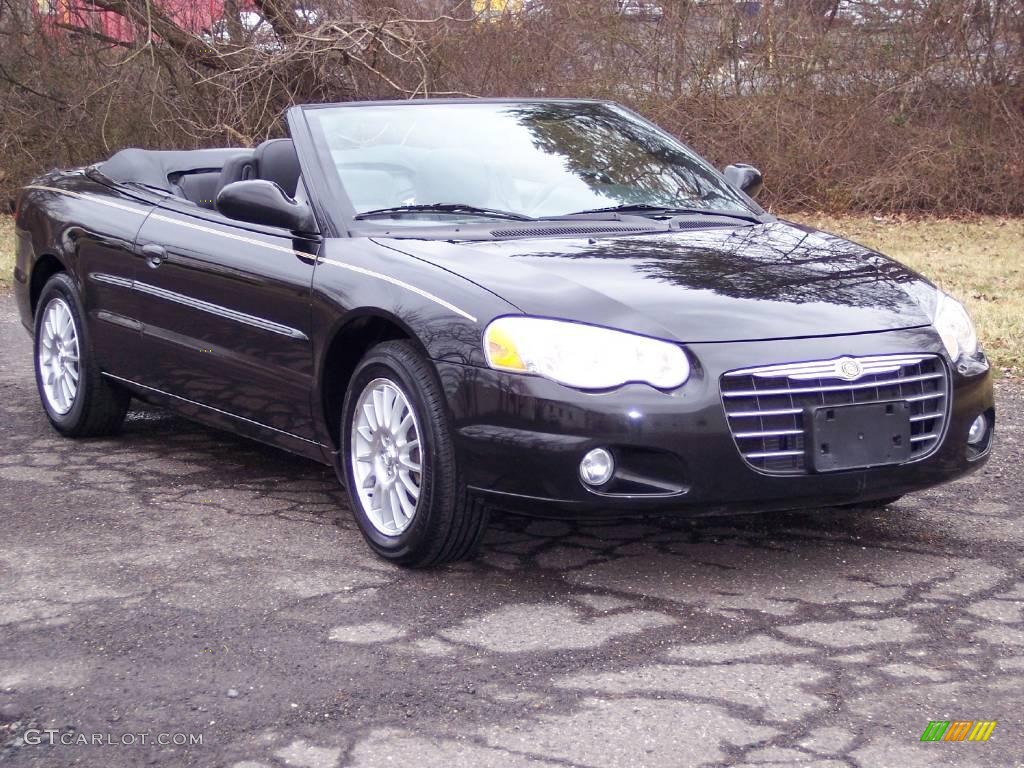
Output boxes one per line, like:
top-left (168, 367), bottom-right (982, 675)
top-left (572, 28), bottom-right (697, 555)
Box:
top-left (96, 147), bottom-right (249, 193)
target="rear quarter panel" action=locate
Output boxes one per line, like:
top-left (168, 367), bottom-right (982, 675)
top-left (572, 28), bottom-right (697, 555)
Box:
top-left (15, 170), bottom-right (155, 374)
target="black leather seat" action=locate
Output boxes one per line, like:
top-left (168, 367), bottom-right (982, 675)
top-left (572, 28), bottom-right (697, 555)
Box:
top-left (254, 139), bottom-right (301, 197)
top-left (174, 171), bottom-right (221, 209)
top-left (213, 139), bottom-right (300, 204)
top-left (215, 152), bottom-right (257, 194)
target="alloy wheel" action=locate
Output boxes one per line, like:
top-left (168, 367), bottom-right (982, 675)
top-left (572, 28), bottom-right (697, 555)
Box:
top-left (350, 377), bottom-right (423, 535)
top-left (38, 297), bottom-right (81, 415)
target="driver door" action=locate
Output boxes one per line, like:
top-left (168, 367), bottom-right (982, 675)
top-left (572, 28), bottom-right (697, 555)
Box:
top-left (130, 198), bottom-right (319, 442)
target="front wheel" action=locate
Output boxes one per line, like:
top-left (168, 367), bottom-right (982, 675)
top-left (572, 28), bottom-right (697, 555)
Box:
top-left (340, 341), bottom-right (489, 567)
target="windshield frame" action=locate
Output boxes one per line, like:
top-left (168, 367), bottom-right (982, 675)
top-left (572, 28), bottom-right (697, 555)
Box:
top-left (295, 98), bottom-right (767, 235)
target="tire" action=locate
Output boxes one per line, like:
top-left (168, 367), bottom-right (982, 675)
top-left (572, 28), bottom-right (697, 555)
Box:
top-left (33, 272), bottom-right (130, 437)
top-left (340, 340), bottom-right (489, 567)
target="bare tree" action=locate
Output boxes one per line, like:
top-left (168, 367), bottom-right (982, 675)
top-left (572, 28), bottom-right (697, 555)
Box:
top-left (1, 0), bottom-right (1021, 213)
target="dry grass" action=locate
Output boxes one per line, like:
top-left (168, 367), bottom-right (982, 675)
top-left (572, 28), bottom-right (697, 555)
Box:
top-left (792, 215), bottom-right (1024, 375)
top-left (2, 213), bottom-right (1021, 372)
top-left (0, 215), bottom-right (13, 290)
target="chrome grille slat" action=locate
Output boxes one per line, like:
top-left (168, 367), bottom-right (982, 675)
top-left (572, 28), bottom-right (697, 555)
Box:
top-left (734, 428), bottom-right (805, 438)
top-left (721, 371), bottom-right (945, 398)
top-left (728, 407), bottom-right (804, 417)
top-left (729, 354), bottom-right (932, 379)
top-left (745, 449), bottom-right (806, 459)
top-left (905, 392), bottom-right (944, 402)
top-left (720, 353), bottom-right (949, 475)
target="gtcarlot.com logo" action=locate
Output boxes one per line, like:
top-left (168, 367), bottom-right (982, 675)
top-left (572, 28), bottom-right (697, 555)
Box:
top-left (920, 720), bottom-right (997, 742)
top-left (24, 729), bottom-right (203, 747)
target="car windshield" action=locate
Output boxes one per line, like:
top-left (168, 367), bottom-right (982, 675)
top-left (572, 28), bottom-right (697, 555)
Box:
top-left (304, 101), bottom-right (757, 222)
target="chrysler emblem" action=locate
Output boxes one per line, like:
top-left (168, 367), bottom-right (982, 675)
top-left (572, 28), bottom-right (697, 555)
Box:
top-left (835, 357), bottom-right (863, 381)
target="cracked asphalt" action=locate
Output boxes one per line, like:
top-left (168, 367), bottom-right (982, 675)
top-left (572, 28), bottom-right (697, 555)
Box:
top-left (1, 294), bottom-right (1021, 768)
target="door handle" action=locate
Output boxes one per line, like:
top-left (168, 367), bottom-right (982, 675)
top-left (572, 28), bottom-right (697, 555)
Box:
top-left (141, 243), bottom-right (166, 268)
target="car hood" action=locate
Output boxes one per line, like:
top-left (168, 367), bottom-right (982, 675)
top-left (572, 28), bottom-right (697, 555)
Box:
top-left (379, 220), bottom-right (937, 343)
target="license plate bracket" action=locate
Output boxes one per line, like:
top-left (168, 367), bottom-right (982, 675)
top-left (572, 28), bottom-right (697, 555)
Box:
top-left (811, 401), bottom-right (912, 472)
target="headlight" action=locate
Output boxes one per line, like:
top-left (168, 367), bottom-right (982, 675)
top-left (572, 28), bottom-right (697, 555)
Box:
top-left (932, 292), bottom-right (978, 360)
top-left (484, 316), bottom-right (690, 390)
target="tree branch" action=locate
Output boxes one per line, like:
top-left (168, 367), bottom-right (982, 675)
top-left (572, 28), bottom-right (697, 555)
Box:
top-left (79, 0), bottom-right (227, 68)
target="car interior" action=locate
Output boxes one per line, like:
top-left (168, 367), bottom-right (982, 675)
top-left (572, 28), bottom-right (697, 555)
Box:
top-left (98, 138), bottom-right (583, 221)
top-left (97, 139), bottom-right (301, 215)
top-left (328, 145), bottom-right (596, 217)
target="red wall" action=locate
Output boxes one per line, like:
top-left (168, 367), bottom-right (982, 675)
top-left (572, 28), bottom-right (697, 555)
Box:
top-left (37, 0), bottom-right (230, 41)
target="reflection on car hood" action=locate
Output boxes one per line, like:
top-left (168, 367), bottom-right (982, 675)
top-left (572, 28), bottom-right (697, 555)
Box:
top-left (381, 220), bottom-right (937, 343)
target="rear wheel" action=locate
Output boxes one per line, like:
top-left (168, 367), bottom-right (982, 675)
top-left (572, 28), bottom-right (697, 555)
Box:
top-left (340, 341), bottom-right (489, 567)
top-left (33, 272), bottom-right (130, 436)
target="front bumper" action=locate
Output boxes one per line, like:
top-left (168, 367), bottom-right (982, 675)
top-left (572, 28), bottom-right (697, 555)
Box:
top-left (436, 329), bottom-right (994, 517)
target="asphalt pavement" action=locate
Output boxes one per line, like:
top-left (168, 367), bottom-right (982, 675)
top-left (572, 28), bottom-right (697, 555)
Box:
top-left (1, 294), bottom-right (1021, 768)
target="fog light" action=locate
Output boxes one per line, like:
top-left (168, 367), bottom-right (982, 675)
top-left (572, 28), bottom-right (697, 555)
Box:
top-left (968, 414), bottom-right (988, 445)
top-left (580, 448), bottom-right (614, 487)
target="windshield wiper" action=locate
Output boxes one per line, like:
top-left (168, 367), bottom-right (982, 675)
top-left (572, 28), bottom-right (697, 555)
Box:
top-left (355, 203), bottom-right (534, 221)
top-left (564, 203), bottom-right (761, 223)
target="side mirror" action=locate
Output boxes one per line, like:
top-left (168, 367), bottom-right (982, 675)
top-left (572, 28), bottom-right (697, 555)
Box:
top-left (723, 164), bottom-right (763, 198)
top-left (216, 180), bottom-right (318, 234)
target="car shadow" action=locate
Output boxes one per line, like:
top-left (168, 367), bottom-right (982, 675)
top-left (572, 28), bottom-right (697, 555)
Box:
top-left (115, 403), bottom-right (914, 556)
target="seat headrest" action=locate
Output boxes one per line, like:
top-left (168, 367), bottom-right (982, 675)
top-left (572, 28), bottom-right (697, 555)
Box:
top-left (255, 139), bottom-right (301, 198)
top-left (217, 152), bottom-right (257, 193)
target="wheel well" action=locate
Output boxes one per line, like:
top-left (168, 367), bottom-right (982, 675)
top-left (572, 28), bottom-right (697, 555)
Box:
top-left (29, 254), bottom-right (65, 315)
top-left (321, 315), bottom-right (412, 449)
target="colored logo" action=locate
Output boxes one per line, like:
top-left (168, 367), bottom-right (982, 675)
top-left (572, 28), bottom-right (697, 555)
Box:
top-left (835, 357), bottom-right (864, 381)
top-left (920, 720), bottom-right (997, 742)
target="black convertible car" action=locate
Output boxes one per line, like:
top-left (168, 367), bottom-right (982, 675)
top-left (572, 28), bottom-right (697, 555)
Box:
top-left (12, 99), bottom-right (994, 566)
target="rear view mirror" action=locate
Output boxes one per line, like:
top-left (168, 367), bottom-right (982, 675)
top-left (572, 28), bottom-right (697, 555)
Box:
top-left (724, 164), bottom-right (763, 198)
top-left (216, 180), bottom-right (318, 234)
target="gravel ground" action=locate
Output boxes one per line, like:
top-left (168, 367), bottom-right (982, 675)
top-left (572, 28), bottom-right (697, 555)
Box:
top-left (1, 295), bottom-right (1021, 768)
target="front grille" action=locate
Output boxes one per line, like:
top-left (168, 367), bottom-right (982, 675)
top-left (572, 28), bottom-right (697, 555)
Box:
top-left (720, 354), bottom-right (949, 474)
